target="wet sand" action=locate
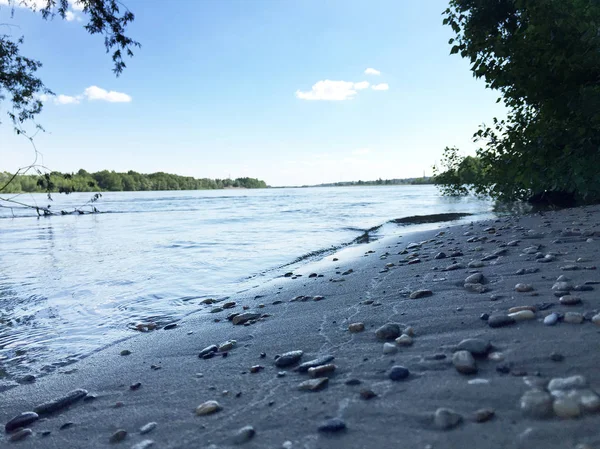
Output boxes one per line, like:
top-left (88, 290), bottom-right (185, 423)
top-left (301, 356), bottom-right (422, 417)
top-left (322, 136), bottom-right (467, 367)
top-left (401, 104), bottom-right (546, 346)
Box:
top-left (1, 205), bottom-right (600, 448)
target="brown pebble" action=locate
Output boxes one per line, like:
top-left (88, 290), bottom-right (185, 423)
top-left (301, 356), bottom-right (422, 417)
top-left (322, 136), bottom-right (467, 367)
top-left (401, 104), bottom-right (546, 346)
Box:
top-left (9, 428), bottom-right (33, 442)
top-left (473, 408), bottom-right (495, 423)
top-left (360, 389), bottom-right (377, 400)
top-left (110, 429), bottom-right (128, 443)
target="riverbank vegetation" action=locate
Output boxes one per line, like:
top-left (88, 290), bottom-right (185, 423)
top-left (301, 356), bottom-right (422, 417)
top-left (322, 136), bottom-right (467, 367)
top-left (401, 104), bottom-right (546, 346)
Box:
top-left (434, 0), bottom-right (600, 205)
top-left (0, 170), bottom-right (268, 193)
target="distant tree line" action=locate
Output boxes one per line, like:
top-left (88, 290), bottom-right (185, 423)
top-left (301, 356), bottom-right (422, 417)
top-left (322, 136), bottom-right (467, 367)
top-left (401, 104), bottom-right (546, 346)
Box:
top-left (313, 177), bottom-right (434, 187)
top-left (0, 170), bottom-right (268, 193)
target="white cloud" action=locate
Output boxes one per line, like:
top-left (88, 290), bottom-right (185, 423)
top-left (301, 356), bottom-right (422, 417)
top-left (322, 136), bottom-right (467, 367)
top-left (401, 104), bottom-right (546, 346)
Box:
top-left (353, 81), bottom-right (370, 90)
top-left (365, 68), bottom-right (381, 75)
top-left (296, 80), bottom-right (358, 101)
top-left (83, 85), bottom-right (132, 103)
top-left (352, 148), bottom-right (372, 156)
top-left (55, 94), bottom-right (81, 105)
top-left (372, 83), bottom-right (389, 91)
top-left (65, 10), bottom-right (76, 21)
top-left (69, 0), bottom-right (84, 11)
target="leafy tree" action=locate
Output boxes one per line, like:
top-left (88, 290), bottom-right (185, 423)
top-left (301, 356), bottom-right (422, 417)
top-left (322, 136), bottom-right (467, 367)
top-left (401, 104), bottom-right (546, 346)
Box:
top-left (436, 0), bottom-right (600, 204)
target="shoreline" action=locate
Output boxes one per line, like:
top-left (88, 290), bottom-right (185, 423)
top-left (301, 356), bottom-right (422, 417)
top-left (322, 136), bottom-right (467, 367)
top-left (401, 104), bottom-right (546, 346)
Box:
top-left (2, 206), bottom-right (600, 448)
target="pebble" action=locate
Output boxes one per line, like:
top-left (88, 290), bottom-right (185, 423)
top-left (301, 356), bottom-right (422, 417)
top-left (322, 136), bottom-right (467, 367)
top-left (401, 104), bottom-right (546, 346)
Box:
top-left (389, 365), bottom-right (410, 381)
top-left (360, 389), bottom-right (377, 400)
top-left (195, 400), bottom-right (222, 416)
top-left (219, 340), bottom-right (236, 352)
top-left (552, 281), bottom-right (573, 291)
top-left (559, 295), bottom-right (581, 305)
top-left (468, 260), bottom-right (485, 268)
top-left (434, 252), bottom-right (447, 259)
top-left (464, 283), bottom-right (487, 293)
top-left (232, 425), bottom-right (255, 444)
top-left (433, 408), bottom-right (462, 430)
top-left (544, 313), bottom-right (559, 325)
top-left (9, 428), bottom-right (33, 442)
top-left (163, 323), bottom-right (178, 330)
top-left (296, 355), bottom-right (334, 372)
top-left (561, 265), bottom-right (580, 271)
top-left (139, 422), bottom-right (157, 435)
top-left (375, 323), bottom-right (401, 340)
top-left (592, 313), bottom-right (600, 326)
top-left (520, 390), bottom-right (554, 418)
top-left (508, 310), bottom-right (535, 321)
top-left (383, 343), bottom-right (398, 354)
top-left (199, 345), bottom-right (218, 358)
top-left (409, 289), bottom-right (433, 299)
top-left (345, 379), bottom-right (362, 386)
top-left (298, 377), bottom-right (329, 391)
top-left (465, 273), bottom-right (484, 284)
top-left (473, 408), bottom-right (495, 423)
top-left (318, 418), bottom-right (346, 433)
top-left (444, 263), bottom-right (465, 271)
top-left (508, 306), bottom-right (535, 313)
top-left (550, 352), bottom-right (564, 362)
top-left (515, 283), bottom-right (534, 292)
top-left (395, 334), bottom-right (413, 346)
top-left (452, 350), bottom-right (477, 374)
top-left (307, 364), bottom-right (336, 378)
top-left (120, 349), bottom-right (132, 356)
top-left (5, 411), bottom-right (39, 433)
top-left (548, 375), bottom-right (588, 391)
top-left (348, 322), bottom-right (365, 333)
top-left (130, 382), bottom-right (142, 390)
top-left (564, 312), bottom-right (584, 324)
top-left (553, 397), bottom-right (581, 418)
top-left (275, 350), bottom-right (303, 368)
top-left (487, 314), bottom-right (515, 328)
top-left (109, 429), bottom-right (128, 443)
top-left (456, 338), bottom-right (490, 357)
top-left (131, 440), bottom-right (155, 449)
top-left (537, 254), bottom-right (556, 263)
top-left (33, 389), bottom-right (88, 415)
top-left (232, 313), bottom-right (261, 325)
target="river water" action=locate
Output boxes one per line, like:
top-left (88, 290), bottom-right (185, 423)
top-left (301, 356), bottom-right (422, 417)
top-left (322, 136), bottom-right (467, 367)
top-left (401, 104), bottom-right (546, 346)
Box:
top-left (0, 186), bottom-right (493, 384)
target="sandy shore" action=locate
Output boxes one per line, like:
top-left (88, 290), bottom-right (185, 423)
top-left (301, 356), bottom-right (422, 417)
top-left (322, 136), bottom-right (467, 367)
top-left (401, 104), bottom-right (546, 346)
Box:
top-left (2, 205), bottom-right (600, 448)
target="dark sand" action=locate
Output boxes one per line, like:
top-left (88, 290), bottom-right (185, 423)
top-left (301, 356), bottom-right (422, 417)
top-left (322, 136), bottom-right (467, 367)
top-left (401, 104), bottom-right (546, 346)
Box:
top-left (2, 206), bottom-right (600, 448)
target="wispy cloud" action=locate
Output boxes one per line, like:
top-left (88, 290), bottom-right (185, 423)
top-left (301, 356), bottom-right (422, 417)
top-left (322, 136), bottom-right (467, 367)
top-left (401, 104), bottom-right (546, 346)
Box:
top-left (353, 81), bottom-right (370, 90)
top-left (372, 83), bottom-right (389, 91)
top-left (296, 80), bottom-right (360, 101)
top-left (364, 68), bottom-right (381, 75)
top-left (40, 86), bottom-right (132, 105)
top-left (84, 86), bottom-right (132, 103)
top-left (0, 0), bottom-right (83, 19)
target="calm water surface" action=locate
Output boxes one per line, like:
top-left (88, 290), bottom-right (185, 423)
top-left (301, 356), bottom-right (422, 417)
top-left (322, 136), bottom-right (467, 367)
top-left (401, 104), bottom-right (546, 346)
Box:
top-left (0, 186), bottom-right (493, 382)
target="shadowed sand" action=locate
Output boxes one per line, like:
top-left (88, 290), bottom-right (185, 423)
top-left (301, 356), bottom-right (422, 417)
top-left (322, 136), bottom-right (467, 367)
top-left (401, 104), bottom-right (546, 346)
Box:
top-left (1, 206), bottom-right (600, 448)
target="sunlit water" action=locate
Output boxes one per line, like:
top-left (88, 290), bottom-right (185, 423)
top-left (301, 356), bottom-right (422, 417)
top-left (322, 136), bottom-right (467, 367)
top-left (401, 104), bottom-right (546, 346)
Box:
top-left (0, 186), bottom-right (493, 382)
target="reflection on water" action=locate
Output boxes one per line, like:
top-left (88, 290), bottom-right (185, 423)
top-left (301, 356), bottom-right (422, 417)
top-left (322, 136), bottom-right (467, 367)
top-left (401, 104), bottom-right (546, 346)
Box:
top-left (0, 186), bottom-right (493, 386)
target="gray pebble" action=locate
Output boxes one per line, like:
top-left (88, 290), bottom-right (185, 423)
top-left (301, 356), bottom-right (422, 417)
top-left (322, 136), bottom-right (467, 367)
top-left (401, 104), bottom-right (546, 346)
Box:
top-left (275, 350), bottom-right (303, 368)
top-left (296, 355), bottom-right (334, 372)
top-left (5, 411), bottom-right (39, 433)
top-left (318, 418), bottom-right (346, 433)
top-left (543, 313), bottom-right (558, 325)
top-left (434, 408), bottom-right (462, 430)
top-left (488, 314), bottom-right (515, 328)
top-left (375, 323), bottom-right (401, 340)
top-left (452, 350), bottom-right (477, 374)
top-left (232, 425), bottom-right (255, 444)
top-left (456, 338), bottom-right (490, 357)
top-left (389, 365), bottom-right (410, 381)
top-left (9, 428), bottom-right (33, 442)
top-left (139, 422), bottom-right (157, 435)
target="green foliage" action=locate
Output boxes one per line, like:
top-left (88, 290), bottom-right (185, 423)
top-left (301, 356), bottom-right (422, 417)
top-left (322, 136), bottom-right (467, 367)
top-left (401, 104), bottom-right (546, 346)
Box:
top-left (0, 0), bottom-right (138, 132)
top-left (0, 170), bottom-right (268, 193)
top-left (437, 0), bottom-right (600, 203)
top-left (315, 177), bottom-right (435, 187)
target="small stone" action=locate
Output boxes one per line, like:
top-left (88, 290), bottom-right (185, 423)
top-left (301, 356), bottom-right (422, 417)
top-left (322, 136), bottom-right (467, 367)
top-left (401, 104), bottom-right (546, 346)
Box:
top-left (163, 323), bottom-right (177, 330)
top-left (520, 390), bottom-right (553, 418)
top-left (550, 352), bottom-right (564, 362)
top-left (444, 263), bottom-right (465, 271)
top-left (389, 365), bottom-right (410, 381)
top-left (298, 377), bottom-right (329, 391)
top-left (452, 350), bottom-right (477, 374)
top-left (375, 323), bottom-right (401, 340)
top-left (219, 340), bottom-right (236, 352)
top-left (564, 312), bottom-right (584, 324)
top-left (232, 313), bottom-right (261, 325)
top-left (592, 313), bottom-right (600, 326)
top-left (488, 351), bottom-right (504, 361)
top-left (109, 429), bottom-right (127, 443)
top-left (473, 408), bottom-right (495, 423)
top-left (250, 365), bottom-right (264, 373)
top-left (508, 306), bottom-right (536, 314)
top-left (548, 375), bottom-right (588, 391)
top-left (9, 428), bottom-right (33, 442)
top-left (395, 334), bottom-right (413, 346)
top-left (434, 252), bottom-right (447, 259)
top-left (348, 322), bottom-right (365, 333)
top-left (318, 418), bottom-right (346, 433)
top-left (515, 283), bottom-right (534, 292)
top-left (544, 313), bottom-right (559, 325)
top-left (130, 382), bottom-right (142, 390)
top-left (199, 345), bottom-right (218, 358)
top-left (210, 307), bottom-right (223, 313)
top-left (553, 397), bottom-right (581, 419)
top-left (345, 379), bottom-right (361, 386)
top-left (560, 265), bottom-right (580, 271)
top-left (464, 283), bottom-right (488, 293)
top-left (559, 295), bottom-right (581, 306)
top-left (33, 389), bottom-right (88, 415)
top-left (60, 422), bottom-right (75, 430)
top-left (120, 349), bottom-right (132, 356)
top-left (275, 350), bottom-right (303, 368)
top-left (508, 310), bottom-right (535, 321)
top-left (296, 355), bottom-right (334, 372)
top-left (139, 422), bottom-right (157, 435)
top-left (131, 440), bottom-right (155, 449)
top-left (360, 389), bottom-right (377, 400)
top-left (307, 364), bottom-right (336, 377)
top-left (456, 338), bottom-right (490, 357)
top-left (232, 425), bottom-right (255, 444)
top-left (409, 289), bottom-right (433, 299)
top-left (195, 400), bottom-right (222, 416)
top-left (5, 412), bottom-right (39, 433)
top-left (488, 314), bottom-right (516, 328)
top-left (383, 342), bottom-right (398, 354)
top-left (434, 408), bottom-right (462, 430)
top-left (552, 281), bottom-right (573, 291)
top-left (468, 260), bottom-right (485, 268)
top-left (465, 273), bottom-right (484, 284)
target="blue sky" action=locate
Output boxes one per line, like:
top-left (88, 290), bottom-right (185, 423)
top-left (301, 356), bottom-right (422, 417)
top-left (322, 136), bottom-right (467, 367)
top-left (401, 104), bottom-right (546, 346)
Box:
top-left (1, 0), bottom-right (505, 186)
